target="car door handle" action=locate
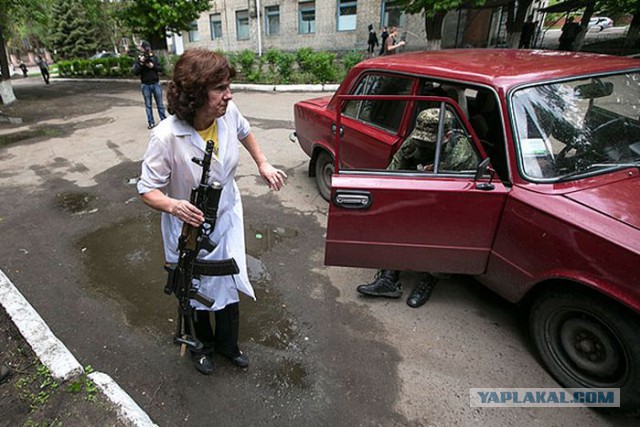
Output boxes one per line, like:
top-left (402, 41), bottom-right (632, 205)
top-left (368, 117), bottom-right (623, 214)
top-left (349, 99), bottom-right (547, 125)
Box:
top-left (333, 191), bottom-right (372, 209)
top-left (331, 123), bottom-right (344, 137)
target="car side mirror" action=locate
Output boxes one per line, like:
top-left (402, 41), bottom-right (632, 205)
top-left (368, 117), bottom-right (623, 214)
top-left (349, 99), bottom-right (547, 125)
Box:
top-left (474, 157), bottom-right (495, 191)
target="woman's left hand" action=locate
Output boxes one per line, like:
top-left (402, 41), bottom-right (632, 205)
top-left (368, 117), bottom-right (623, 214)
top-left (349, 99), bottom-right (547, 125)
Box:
top-left (259, 162), bottom-right (287, 191)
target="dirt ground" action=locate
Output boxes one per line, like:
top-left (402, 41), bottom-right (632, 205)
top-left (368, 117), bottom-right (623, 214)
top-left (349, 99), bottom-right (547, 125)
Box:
top-left (0, 79), bottom-right (134, 426)
top-left (0, 307), bottom-right (124, 426)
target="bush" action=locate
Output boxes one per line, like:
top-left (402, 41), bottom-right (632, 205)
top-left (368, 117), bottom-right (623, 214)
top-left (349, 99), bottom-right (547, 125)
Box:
top-left (309, 51), bottom-right (338, 83)
top-left (341, 51), bottom-right (365, 72)
top-left (296, 47), bottom-right (315, 74)
top-left (237, 49), bottom-right (256, 76)
top-left (264, 48), bottom-right (296, 83)
top-left (55, 48), bottom-right (360, 84)
top-left (56, 56), bottom-right (135, 78)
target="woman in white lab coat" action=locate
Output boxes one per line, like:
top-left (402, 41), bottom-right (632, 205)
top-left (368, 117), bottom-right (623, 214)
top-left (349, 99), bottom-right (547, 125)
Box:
top-left (137, 49), bottom-right (286, 374)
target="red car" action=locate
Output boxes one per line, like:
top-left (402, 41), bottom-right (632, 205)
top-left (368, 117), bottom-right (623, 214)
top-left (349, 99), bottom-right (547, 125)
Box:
top-left (293, 49), bottom-right (640, 409)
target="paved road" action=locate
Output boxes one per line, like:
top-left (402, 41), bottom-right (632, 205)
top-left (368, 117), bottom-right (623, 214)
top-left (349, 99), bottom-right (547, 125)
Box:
top-left (0, 79), bottom-right (634, 426)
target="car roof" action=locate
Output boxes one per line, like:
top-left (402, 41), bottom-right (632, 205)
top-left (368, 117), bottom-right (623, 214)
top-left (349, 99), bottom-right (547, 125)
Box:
top-left (356, 49), bottom-right (640, 92)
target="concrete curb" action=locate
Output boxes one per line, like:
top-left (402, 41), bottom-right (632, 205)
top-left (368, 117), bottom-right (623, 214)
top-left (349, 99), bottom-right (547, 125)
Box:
top-left (0, 268), bottom-right (157, 426)
top-left (89, 372), bottom-right (157, 427)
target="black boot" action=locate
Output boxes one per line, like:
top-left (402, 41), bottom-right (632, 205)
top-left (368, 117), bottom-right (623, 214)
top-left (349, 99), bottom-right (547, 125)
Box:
top-left (189, 311), bottom-right (215, 375)
top-left (215, 303), bottom-right (249, 368)
top-left (357, 270), bottom-right (402, 298)
top-left (406, 275), bottom-right (437, 308)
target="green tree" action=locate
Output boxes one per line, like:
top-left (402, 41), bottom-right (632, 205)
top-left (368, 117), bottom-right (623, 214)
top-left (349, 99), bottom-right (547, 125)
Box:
top-left (0, 0), bottom-right (53, 104)
top-left (50, 0), bottom-right (105, 60)
top-left (5, 0), bottom-right (53, 56)
top-left (118, 0), bottom-right (212, 50)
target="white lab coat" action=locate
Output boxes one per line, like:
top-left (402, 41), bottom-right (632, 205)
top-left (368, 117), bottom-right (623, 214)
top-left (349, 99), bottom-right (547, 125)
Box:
top-left (137, 101), bottom-right (255, 310)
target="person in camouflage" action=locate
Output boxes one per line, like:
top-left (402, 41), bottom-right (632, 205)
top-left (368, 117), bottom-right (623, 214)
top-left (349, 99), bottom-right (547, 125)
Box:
top-left (357, 108), bottom-right (478, 308)
top-left (388, 108), bottom-right (477, 172)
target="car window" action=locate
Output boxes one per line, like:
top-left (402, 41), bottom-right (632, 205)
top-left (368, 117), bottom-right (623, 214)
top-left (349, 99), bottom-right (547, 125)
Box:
top-left (417, 81), bottom-right (509, 181)
top-left (512, 72), bottom-right (640, 181)
top-left (419, 80), bottom-right (471, 118)
top-left (384, 103), bottom-right (479, 174)
top-left (343, 73), bottom-right (413, 132)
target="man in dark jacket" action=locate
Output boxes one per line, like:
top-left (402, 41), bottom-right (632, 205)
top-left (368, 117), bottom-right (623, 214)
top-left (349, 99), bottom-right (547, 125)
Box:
top-left (133, 41), bottom-right (167, 129)
top-left (559, 17), bottom-right (581, 51)
top-left (367, 24), bottom-right (379, 55)
top-left (379, 27), bottom-right (389, 56)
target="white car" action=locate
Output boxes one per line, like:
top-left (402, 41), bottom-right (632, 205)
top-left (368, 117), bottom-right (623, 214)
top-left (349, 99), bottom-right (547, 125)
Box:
top-left (588, 17), bottom-right (613, 31)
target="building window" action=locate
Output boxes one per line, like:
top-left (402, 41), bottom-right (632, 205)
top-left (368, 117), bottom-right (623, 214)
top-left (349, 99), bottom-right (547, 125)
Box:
top-left (337, 0), bottom-right (357, 31)
top-left (210, 13), bottom-right (223, 40)
top-left (382, 0), bottom-right (405, 28)
top-left (265, 6), bottom-right (280, 35)
top-left (188, 21), bottom-right (200, 42)
top-left (236, 10), bottom-right (250, 40)
top-left (299, 1), bottom-right (316, 34)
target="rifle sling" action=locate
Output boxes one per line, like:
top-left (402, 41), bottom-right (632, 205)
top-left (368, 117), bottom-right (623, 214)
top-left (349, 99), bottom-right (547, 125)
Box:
top-left (192, 258), bottom-right (239, 277)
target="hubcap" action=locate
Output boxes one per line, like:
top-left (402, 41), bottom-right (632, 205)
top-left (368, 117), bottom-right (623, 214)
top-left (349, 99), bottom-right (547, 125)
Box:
top-left (551, 313), bottom-right (626, 385)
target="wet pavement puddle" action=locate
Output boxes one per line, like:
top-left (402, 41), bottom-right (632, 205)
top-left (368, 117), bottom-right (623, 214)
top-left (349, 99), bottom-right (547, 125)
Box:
top-left (56, 192), bottom-right (98, 215)
top-left (78, 214), bottom-right (301, 352)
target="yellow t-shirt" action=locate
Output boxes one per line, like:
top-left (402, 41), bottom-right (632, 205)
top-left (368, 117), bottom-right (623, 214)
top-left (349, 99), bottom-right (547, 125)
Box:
top-left (196, 121), bottom-right (219, 156)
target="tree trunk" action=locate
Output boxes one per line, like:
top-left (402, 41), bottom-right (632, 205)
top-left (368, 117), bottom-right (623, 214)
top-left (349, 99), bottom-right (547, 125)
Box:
top-left (575, 0), bottom-right (596, 50)
top-left (0, 24), bottom-right (17, 105)
top-left (425, 11), bottom-right (446, 48)
top-left (507, 0), bottom-right (533, 48)
top-left (625, 11), bottom-right (640, 48)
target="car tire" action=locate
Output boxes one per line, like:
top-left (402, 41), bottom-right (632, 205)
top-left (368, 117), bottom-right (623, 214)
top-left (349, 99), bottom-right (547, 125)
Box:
top-left (314, 151), bottom-right (334, 202)
top-left (530, 289), bottom-right (640, 411)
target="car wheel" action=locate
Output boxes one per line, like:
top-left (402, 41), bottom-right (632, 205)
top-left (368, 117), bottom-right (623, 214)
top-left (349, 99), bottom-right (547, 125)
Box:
top-left (314, 151), bottom-right (334, 202)
top-left (530, 289), bottom-right (640, 410)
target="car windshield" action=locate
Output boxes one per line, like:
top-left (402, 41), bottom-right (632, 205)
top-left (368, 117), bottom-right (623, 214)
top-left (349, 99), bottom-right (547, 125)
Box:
top-left (511, 72), bottom-right (640, 181)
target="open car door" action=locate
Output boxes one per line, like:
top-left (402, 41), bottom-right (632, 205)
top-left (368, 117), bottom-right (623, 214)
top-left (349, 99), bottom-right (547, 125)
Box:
top-left (325, 95), bottom-right (510, 274)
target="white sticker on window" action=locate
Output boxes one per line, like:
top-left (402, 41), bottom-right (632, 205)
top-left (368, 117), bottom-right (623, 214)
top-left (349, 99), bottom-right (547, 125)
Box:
top-left (521, 138), bottom-right (549, 156)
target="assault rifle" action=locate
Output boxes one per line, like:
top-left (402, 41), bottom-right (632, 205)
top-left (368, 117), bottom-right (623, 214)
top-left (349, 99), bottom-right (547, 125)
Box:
top-left (164, 140), bottom-right (239, 356)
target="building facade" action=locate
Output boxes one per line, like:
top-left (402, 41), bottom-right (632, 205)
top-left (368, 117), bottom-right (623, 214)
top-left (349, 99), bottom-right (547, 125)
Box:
top-left (176, 0), bottom-right (426, 54)
top-left (175, 0), bottom-right (547, 55)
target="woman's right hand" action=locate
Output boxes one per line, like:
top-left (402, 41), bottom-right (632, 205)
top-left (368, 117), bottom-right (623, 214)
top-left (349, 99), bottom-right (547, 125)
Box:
top-left (170, 199), bottom-right (205, 227)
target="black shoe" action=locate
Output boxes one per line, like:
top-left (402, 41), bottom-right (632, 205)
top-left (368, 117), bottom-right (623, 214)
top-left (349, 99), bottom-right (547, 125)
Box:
top-left (218, 350), bottom-right (249, 368)
top-left (406, 276), bottom-right (437, 308)
top-left (147, 123), bottom-right (155, 129)
top-left (190, 352), bottom-right (214, 375)
top-left (357, 270), bottom-right (402, 298)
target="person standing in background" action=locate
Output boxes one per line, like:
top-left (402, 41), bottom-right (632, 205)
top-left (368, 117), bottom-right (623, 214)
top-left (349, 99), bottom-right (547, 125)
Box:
top-left (36, 56), bottom-right (49, 84)
top-left (519, 15), bottom-right (537, 48)
top-left (367, 24), bottom-right (379, 55)
top-left (133, 41), bottom-right (167, 129)
top-left (383, 27), bottom-right (406, 55)
top-left (379, 26), bottom-right (389, 56)
top-left (559, 16), bottom-right (581, 51)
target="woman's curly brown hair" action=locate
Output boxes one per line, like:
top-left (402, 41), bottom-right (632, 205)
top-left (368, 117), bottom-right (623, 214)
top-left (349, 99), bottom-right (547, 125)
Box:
top-left (166, 49), bottom-right (236, 126)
